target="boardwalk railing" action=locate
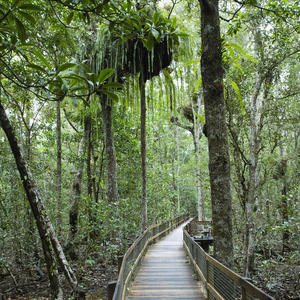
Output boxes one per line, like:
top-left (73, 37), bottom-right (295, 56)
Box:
top-left (183, 218), bottom-right (274, 300)
top-left (112, 213), bottom-right (190, 300)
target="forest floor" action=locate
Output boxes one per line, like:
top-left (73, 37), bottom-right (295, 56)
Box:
top-left (1, 256), bottom-right (299, 299)
top-left (0, 261), bottom-right (118, 300)
top-left (254, 259), bottom-right (300, 300)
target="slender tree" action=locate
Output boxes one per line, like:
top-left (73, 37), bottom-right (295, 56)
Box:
top-left (0, 100), bottom-right (77, 299)
top-left (56, 101), bottom-right (63, 237)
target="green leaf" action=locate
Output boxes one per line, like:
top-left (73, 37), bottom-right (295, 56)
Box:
top-left (233, 60), bottom-right (244, 74)
top-left (102, 90), bottom-right (119, 102)
top-left (130, 16), bottom-right (142, 31)
top-left (18, 4), bottom-right (42, 11)
top-left (81, 63), bottom-right (93, 74)
top-left (231, 80), bottom-right (244, 115)
top-left (228, 42), bottom-right (258, 63)
top-left (98, 68), bottom-right (114, 84)
top-left (15, 18), bottom-right (26, 43)
top-left (194, 112), bottom-right (205, 123)
top-left (56, 62), bottom-right (76, 74)
top-left (26, 63), bottom-right (46, 73)
top-left (70, 86), bottom-right (88, 93)
top-left (194, 77), bottom-right (202, 93)
top-left (171, 16), bottom-right (177, 28)
top-left (34, 48), bottom-right (52, 70)
top-left (145, 32), bottom-right (154, 51)
top-left (68, 74), bottom-right (88, 82)
top-left (163, 69), bottom-right (172, 82)
top-left (87, 80), bottom-right (94, 88)
top-left (18, 11), bottom-right (36, 25)
top-left (61, 83), bottom-right (68, 93)
top-left (153, 12), bottom-right (160, 25)
top-left (102, 82), bottom-right (123, 89)
top-left (67, 12), bottom-right (74, 25)
top-left (176, 32), bottom-right (189, 37)
top-left (126, 0), bottom-right (132, 12)
top-left (151, 28), bottom-right (161, 42)
top-left (183, 59), bottom-right (200, 67)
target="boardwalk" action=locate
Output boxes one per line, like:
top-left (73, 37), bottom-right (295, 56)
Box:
top-left (126, 221), bottom-right (206, 300)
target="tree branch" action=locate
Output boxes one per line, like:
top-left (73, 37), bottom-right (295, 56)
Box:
top-left (171, 120), bottom-right (193, 133)
top-left (220, 3), bottom-right (244, 22)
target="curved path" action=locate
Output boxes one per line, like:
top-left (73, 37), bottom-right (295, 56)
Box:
top-left (126, 221), bottom-right (205, 300)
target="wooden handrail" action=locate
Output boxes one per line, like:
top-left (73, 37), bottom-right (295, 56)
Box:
top-left (112, 213), bottom-right (190, 300)
top-left (183, 219), bottom-right (274, 300)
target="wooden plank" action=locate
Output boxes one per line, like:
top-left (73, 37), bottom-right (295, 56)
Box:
top-left (126, 222), bottom-right (206, 300)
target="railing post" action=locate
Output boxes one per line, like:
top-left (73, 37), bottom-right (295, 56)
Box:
top-left (242, 287), bottom-right (246, 300)
top-left (206, 255), bottom-right (210, 300)
top-left (108, 281), bottom-right (117, 300)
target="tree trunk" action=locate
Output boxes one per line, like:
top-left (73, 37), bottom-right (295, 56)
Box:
top-left (243, 74), bottom-right (263, 277)
top-left (87, 120), bottom-right (92, 200)
top-left (140, 74), bottom-right (148, 230)
top-left (193, 128), bottom-right (204, 221)
top-left (100, 95), bottom-right (120, 204)
top-left (281, 178), bottom-right (289, 252)
top-left (0, 100), bottom-right (77, 299)
top-left (56, 101), bottom-right (62, 237)
top-left (68, 117), bottom-right (90, 259)
top-left (192, 95), bottom-right (204, 221)
top-left (198, 0), bottom-right (234, 268)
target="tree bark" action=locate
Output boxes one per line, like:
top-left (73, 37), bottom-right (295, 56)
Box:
top-left (68, 117), bottom-right (90, 254)
top-left (243, 74), bottom-right (263, 277)
top-left (56, 101), bottom-right (62, 237)
top-left (198, 0), bottom-right (234, 268)
top-left (192, 95), bottom-right (205, 221)
top-left (0, 100), bottom-right (77, 299)
top-left (100, 95), bottom-right (120, 204)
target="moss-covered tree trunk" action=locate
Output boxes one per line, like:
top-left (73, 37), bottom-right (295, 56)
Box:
top-left (198, 0), bottom-right (234, 268)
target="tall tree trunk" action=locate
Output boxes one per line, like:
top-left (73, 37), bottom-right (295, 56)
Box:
top-left (243, 26), bottom-right (269, 277)
top-left (193, 127), bottom-right (204, 221)
top-left (68, 117), bottom-right (90, 259)
top-left (279, 153), bottom-right (289, 253)
top-left (0, 100), bottom-right (77, 299)
top-left (243, 74), bottom-right (263, 277)
top-left (56, 101), bottom-right (62, 237)
top-left (169, 82), bottom-right (180, 213)
top-left (140, 74), bottom-right (148, 230)
top-left (100, 95), bottom-right (120, 204)
top-left (192, 95), bottom-right (204, 221)
top-left (198, 0), bottom-right (234, 268)
top-left (87, 120), bottom-right (92, 200)
top-left (86, 120), bottom-right (97, 238)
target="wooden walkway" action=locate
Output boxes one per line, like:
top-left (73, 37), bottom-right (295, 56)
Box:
top-left (126, 221), bottom-right (206, 300)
